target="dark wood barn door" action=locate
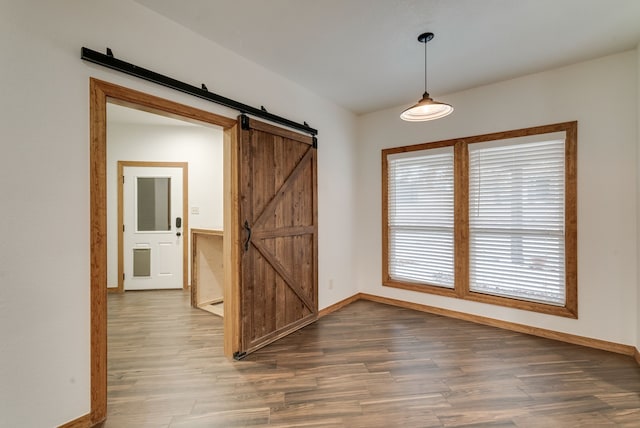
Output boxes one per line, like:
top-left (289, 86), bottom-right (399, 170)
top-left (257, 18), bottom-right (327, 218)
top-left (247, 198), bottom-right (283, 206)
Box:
top-left (237, 116), bottom-right (318, 356)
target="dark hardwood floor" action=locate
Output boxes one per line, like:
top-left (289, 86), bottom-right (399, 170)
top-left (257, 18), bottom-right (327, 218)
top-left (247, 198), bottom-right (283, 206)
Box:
top-left (106, 290), bottom-right (640, 427)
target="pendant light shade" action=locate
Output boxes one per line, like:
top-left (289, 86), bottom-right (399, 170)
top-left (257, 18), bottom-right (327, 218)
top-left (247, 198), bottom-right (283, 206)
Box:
top-left (401, 32), bottom-right (453, 122)
top-left (400, 92), bottom-right (454, 121)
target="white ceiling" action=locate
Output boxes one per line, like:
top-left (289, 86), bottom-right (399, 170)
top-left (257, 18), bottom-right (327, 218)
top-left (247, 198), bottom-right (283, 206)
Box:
top-left (134, 0), bottom-right (640, 115)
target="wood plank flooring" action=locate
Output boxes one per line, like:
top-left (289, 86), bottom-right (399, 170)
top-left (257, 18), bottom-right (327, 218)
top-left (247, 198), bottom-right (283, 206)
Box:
top-left (105, 290), bottom-right (640, 427)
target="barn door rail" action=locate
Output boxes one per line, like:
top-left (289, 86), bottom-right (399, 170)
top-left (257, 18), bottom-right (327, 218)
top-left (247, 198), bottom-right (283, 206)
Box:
top-left (80, 47), bottom-right (318, 137)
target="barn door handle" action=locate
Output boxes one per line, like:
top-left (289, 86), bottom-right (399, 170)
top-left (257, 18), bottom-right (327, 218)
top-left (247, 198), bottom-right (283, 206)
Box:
top-left (243, 220), bottom-right (252, 251)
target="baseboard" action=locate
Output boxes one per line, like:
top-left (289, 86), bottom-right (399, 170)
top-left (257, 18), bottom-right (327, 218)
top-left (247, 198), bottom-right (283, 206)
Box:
top-left (58, 413), bottom-right (95, 428)
top-left (357, 293), bottom-right (636, 358)
top-left (318, 293), bottom-right (361, 318)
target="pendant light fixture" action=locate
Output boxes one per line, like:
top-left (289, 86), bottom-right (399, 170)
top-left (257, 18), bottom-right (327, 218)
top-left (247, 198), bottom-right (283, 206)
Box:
top-left (400, 32), bottom-right (453, 122)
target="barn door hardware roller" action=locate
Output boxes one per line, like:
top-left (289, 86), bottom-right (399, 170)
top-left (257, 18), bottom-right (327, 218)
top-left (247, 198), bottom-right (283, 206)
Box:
top-left (80, 47), bottom-right (318, 137)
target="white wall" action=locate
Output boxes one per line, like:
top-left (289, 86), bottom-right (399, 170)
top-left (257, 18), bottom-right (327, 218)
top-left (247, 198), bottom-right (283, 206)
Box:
top-left (0, 0), bottom-right (357, 426)
top-left (107, 118), bottom-right (224, 288)
top-left (356, 50), bottom-right (638, 347)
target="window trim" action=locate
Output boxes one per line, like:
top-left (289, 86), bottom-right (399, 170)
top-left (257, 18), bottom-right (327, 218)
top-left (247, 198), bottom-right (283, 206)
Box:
top-left (382, 122), bottom-right (577, 318)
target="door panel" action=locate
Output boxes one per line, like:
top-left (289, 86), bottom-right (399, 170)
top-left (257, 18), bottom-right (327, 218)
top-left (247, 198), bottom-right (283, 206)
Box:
top-left (123, 166), bottom-right (184, 290)
top-left (238, 116), bottom-right (318, 355)
top-left (158, 241), bottom-right (174, 275)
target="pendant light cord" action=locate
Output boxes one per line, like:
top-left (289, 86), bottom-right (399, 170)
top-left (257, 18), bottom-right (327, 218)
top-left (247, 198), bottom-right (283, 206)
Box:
top-left (424, 36), bottom-right (428, 94)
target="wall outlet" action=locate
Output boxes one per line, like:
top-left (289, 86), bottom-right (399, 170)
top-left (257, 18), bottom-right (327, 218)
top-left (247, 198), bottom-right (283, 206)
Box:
top-left (191, 206), bottom-right (200, 215)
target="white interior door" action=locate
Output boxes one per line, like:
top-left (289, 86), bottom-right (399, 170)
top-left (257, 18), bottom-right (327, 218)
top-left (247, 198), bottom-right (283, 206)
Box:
top-left (123, 166), bottom-right (184, 290)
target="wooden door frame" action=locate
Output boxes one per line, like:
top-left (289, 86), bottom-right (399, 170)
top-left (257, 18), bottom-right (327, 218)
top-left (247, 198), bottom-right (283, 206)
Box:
top-left (89, 78), bottom-right (241, 425)
top-left (117, 161), bottom-right (189, 293)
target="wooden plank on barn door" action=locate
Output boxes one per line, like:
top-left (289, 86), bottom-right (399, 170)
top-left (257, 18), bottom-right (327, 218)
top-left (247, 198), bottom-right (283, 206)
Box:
top-left (237, 115), bottom-right (318, 356)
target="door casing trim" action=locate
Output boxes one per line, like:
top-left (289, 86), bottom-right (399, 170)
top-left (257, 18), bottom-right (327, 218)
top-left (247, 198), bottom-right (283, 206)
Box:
top-left (90, 78), bottom-right (240, 425)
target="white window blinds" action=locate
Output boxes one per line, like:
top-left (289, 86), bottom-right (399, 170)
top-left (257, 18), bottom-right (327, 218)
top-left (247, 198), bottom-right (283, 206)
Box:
top-left (387, 147), bottom-right (455, 288)
top-left (468, 137), bottom-right (566, 305)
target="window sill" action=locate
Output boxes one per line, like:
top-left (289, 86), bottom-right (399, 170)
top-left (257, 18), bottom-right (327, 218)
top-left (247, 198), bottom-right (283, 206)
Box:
top-left (383, 280), bottom-right (577, 319)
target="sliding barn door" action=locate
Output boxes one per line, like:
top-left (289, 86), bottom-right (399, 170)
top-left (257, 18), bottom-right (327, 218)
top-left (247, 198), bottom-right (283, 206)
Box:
top-left (238, 115), bottom-right (318, 355)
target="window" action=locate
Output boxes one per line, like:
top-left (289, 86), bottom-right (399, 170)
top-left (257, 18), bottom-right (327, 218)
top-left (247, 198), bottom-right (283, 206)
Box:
top-left (387, 146), bottom-right (455, 288)
top-left (382, 122), bottom-right (577, 318)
